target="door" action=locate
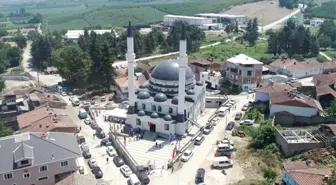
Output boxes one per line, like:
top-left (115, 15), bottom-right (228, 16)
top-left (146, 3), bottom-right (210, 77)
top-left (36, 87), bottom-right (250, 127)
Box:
top-left (150, 124), bottom-right (156, 132)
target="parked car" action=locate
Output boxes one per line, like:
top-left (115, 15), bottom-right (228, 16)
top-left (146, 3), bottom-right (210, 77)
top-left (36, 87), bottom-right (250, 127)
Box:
top-left (210, 117), bottom-right (220, 125)
top-left (91, 123), bottom-right (99, 129)
top-left (235, 112), bottom-right (243, 120)
top-left (101, 138), bottom-right (112, 146)
top-left (101, 96), bottom-right (106, 102)
top-left (78, 166), bottom-right (84, 174)
top-left (239, 119), bottom-right (254, 126)
top-left (242, 104), bottom-right (249, 111)
top-left (138, 172), bottom-right (150, 184)
top-left (96, 128), bottom-right (106, 139)
top-left (82, 150), bottom-right (92, 159)
top-left (203, 124), bottom-right (214, 135)
top-left (212, 156), bottom-right (233, 168)
top-left (194, 135), bottom-right (205, 145)
top-left (108, 96), bottom-right (113, 101)
top-left (83, 101), bottom-right (91, 106)
top-left (81, 143), bottom-right (89, 151)
top-left (106, 146), bottom-right (117, 157)
top-left (181, 149), bottom-right (194, 162)
top-left (88, 158), bottom-right (98, 168)
top-left (113, 156), bottom-right (124, 167)
top-left (84, 118), bottom-right (91, 125)
top-left (92, 166), bottom-right (103, 179)
top-left (61, 91), bottom-right (67, 96)
top-left (226, 121), bottom-right (235, 131)
top-left (120, 165), bottom-right (132, 177)
top-left (77, 135), bottom-right (85, 144)
top-left (195, 168), bottom-right (205, 184)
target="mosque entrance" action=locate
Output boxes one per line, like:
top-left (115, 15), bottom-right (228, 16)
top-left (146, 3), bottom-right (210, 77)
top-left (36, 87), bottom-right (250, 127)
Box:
top-left (150, 124), bottom-right (156, 132)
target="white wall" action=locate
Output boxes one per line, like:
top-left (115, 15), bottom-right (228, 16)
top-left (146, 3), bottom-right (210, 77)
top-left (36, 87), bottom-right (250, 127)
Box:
top-left (290, 67), bottom-right (323, 78)
top-left (241, 83), bottom-right (256, 91)
top-left (255, 92), bottom-right (269, 102)
top-left (270, 104), bottom-right (318, 117)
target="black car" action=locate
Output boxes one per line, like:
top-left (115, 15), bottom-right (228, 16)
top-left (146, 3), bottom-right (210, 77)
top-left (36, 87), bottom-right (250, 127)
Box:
top-left (96, 128), bottom-right (106, 139)
top-left (203, 124), bottom-right (214, 135)
top-left (235, 112), bottom-right (243, 120)
top-left (195, 168), bottom-right (205, 183)
top-left (138, 172), bottom-right (150, 184)
top-left (92, 166), bottom-right (103, 179)
top-left (226, 121), bottom-right (235, 131)
top-left (82, 150), bottom-right (92, 159)
top-left (113, 156), bottom-right (124, 167)
top-left (100, 138), bottom-right (112, 146)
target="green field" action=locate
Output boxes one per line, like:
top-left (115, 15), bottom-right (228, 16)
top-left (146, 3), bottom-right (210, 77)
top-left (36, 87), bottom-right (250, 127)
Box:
top-left (324, 50), bottom-right (336, 60)
top-left (190, 41), bottom-right (273, 62)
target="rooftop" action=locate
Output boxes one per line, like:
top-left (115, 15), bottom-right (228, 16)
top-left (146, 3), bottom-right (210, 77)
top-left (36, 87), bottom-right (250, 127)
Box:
top-left (196, 13), bottom-right (246, 18)
top-left (65, 30), bottom-right (112, 39)
top-left (270, 90), bottom-right (323, 110)
top-left (0, 132), bottom-right (81, 174)
top-left (227, 54), bottom-right (263, 65)
top-left (255, 82), bottom-right (300, 94)
top-left (164, 14), bottom-right (209, 20)
top-left (115, 74), bottom-right (146, 88)
top-left (270, 58), bottom-right (321, 70)
top-left (17, 107), bottom-right (77, 133)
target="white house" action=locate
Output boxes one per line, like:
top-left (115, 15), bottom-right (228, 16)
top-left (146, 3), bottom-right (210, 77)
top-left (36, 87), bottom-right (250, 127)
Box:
top-left (310, 18), bottom-right (324, 27)
top-left (268, 58), bottom-right (323, 79)
top-left (200, 70), bottom-right (221, 89)
top-left (269, 90), bottom-right (323, 117)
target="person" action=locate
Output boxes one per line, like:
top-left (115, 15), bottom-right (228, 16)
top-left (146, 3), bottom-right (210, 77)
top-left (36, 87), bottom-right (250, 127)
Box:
top-left (106, 157), bottom-right (109, 164)
top-left (93, 133), bottom-right (95, 138)
top-left (155, 141), bottom-right (158, 148)
top-left (79, 126), bottom-right (81, 130)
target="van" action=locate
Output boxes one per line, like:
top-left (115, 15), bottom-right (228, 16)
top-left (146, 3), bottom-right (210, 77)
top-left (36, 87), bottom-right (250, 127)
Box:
top-left (217, 107), bottom-right (229, 117)
top-left (217, 143), bottom-right (234, 152)
top-left (72, 97), bottom-right (80, 106)
top-left (128, 174), bottom-right (141, 185)
top-left (76, 135), bottom-right (86, 144)
top-left (78, 109), bottom-right (88, 119)
top-left (212, 156), bottom-right (233, 169)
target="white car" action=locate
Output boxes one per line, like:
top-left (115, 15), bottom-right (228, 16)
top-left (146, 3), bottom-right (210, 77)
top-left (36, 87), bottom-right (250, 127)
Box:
top-left (88, 158), bottom-right (98, 168)
top-left (181, 149), bottom-right (194, 162)
top-left (84, 118), bottom-right (91, 125)
top-left (120, 165), bottom-right (132, 177)
top-left (211, 118), bottom-right (220, 125)
top-left (81, 143), bottom-right (89, 151)
top-left (240, 119), bottom-right (254, 126)
top-left (220, 139), bottom-right (234, 146)
top-left (61, 91), bottom-right (67, 96)
top-left (106, 146), bottom-right (117, 157)
top-left (83, 101), bottom-right (91, 106)
top-left (242, 104), bottom-right (249, 111)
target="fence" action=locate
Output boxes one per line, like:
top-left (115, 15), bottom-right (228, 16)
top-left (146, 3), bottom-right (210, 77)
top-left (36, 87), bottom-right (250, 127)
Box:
top-left (274, 114), bottom-right (336, 126)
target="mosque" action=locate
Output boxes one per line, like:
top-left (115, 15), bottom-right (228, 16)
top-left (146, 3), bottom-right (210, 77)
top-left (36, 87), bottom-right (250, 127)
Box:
top-left (125, 22), bottom-right (206, 136)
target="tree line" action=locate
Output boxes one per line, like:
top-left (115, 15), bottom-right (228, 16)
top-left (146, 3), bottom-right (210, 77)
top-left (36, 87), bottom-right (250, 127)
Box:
top-left (317, 20), bottom-right (336, 49)
top-left (279, 0), bottom-right (298, 9)
top-left (267, 20), bottom-right (319, 58)
top-left (0, 42), bottom-right (22, 73)
top-left (30, 21), bottom-right (205, 90)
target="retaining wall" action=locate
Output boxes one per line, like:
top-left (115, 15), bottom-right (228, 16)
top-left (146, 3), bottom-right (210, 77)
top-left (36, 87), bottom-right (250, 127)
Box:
top-left (0, 72), bottom-right (34, 81)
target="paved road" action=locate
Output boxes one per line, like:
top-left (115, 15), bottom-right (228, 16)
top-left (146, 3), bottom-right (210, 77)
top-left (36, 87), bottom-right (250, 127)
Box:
top-left (319, 51), bottom-right (332, 61)
top-left (150, 94), bottom-right (252, 185)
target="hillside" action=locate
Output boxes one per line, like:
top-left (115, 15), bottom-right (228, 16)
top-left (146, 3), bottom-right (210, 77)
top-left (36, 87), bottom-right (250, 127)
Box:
top-left (304, 2), bottom-right (336, 19)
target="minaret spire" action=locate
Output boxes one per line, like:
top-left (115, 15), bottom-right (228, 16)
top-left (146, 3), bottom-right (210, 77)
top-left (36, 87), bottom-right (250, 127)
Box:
top-left (126, 21), bottom-right (136, 114)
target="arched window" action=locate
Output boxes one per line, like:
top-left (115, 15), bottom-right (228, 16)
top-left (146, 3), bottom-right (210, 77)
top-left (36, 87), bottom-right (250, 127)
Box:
top-left (142, 104), bottom-right (146, 109)
top-left (158, 106), bottom-right (162, 112)
top-left (169, 108), bottom-right (173, 114)
top-left (152, 105), bottom-right (156, 111)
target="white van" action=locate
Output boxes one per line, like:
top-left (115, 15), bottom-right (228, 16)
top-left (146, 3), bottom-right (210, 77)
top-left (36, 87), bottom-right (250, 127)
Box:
top-left (217, 143), bottom-right (234, 152)
top-left (217, 107), bottom-right (229, 117)
top-left (72, 97), bottom-right (80, 106)
top-left (128, 173), bottom-right (141, 185)
top-left (212, 156), bottom-right (233, 168)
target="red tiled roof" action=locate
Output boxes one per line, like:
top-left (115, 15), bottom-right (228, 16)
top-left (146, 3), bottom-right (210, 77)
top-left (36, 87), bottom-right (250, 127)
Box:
top-left (323, 61), bottom-right (336, 70)
top-left (314, 73), bottom-right (336, 87)
top-left (288, 171), bottom-right (329, 185)
top-left (270, 58), bottom-right (321, 70)
top-left (270, 91), bottom-right (322, 110)
top-left (316, 85), bottom-right (336, 97)
top-left (115, 75), bottom-right (146, 88)
top-left (255, 82), bottom-right (301, 94)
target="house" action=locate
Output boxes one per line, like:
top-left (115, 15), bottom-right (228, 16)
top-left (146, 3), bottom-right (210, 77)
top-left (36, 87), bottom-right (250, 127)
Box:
top-left (44, 66), bottom-right (58, 74)
top-left (0, 132), bottom-right (81, 185)
top-left (268, 58), bottom-right (323, 79)
top-left (269, 90), bottom-right (323, 117)
top-left (310, 18), bottom-right (324, 27)
top-left (313, 73), bottom-right (336, 107)
top-left (282, 161), bottom-right (331, 185)
top-left (254, 82), bottom-right (301, 102)
top-left (200, 70), bottom-right (221, 89)
top-left (189, 59), bottom-right (221, 81)
top-left (323, 61), bottom-right (336, 73)
top-left (223, 54), bottom-right (263, 91)
top-left (17, 107), bottom-right (77, 133)
top-left (115, 74), bottom-right (146, 101)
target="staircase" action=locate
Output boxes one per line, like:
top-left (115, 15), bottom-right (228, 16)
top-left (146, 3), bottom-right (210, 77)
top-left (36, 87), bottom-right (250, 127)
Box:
top-left (142, 131), bottom-right (158, 141)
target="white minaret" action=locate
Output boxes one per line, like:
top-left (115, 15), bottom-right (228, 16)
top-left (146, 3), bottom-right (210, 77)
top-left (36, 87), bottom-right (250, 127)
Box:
top-left (177, 25), bottom-right (187, 122)
top-left (126, 21), bottom-right (136, 112)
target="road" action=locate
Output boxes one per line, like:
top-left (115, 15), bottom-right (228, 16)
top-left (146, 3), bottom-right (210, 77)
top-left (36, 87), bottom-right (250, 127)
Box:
top-left (319, 51), bottom-right (332, 61)
top-left (150, 94), bottom-right (252, 185)
top-left (261, 9), bottom-right (301, 31)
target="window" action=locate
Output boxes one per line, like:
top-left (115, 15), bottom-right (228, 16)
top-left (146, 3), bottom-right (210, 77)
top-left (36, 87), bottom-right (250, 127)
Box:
top-left (169, 108), bottom-right (173, 114)
top-left (206, 101), bottom-right (211, 103)
top-left (227, 67), bottom-right (229, 71)
top-left (142, 104), bottom-right (146, 109)
top-left (23, 172), bottom-right (31, 178)
top-left (164, 124), bottom-right (169, 131)
top-left (152, 105), bottom-right (156, 111)
top-left (38, 177), bottom-right (48, 181)
top-left (136, 118), bottom-right (141, 126)
top-left (39, 165), bottom-right (48, 172)
top-left (158, 106), bottom-right (162, 112)
top-left (60, 161), bottom-right (68, 167)
top-left (238, 70), bottom-right (242, 75)
top-left (12, 184), bottom-right (17, 185)
top-left (3, 173), bottom-right (13, 180)
top-left (21, 160), bottom-right (29, 165)
top-left (247, 71), bottom-right (252, 76)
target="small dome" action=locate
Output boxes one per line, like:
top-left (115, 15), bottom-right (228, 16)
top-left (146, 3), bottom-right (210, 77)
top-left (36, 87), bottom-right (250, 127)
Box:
top-left (172, 96), bottom-right (178, 105)
top-left (186, 89), bottom-right (195, 95)
top-left (137, 91), bottom-right (150, 99)
top-left (135, 89), bottom-right (139, 94)
top-left (163, 114), bottom-right (172, 121)
top-left (150, 112), bottom-right (159, 118)
top-left (137, 110), bottom-right (145, 116)
top-left (196, 81), bottom-right (203, 86)
top-left (154, 93), bottom-right (167, 102)
top-left (139, 84), bottom-right (147, 89)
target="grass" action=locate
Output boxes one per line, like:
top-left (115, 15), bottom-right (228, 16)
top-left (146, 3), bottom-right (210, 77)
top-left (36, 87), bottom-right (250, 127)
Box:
top-left (203, 31), bottom-right (228, 45)
top-left (190, 40), bottom-right (273, 63)
top-left (324, 50), bottom-right (336, 60)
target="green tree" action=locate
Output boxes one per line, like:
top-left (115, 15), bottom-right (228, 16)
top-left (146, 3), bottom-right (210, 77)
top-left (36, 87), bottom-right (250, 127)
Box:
top-left (325, 99), bottom-right (336, 115)
top-left (263, 168), bottom-right (277, 182)
top-left (31, 35), bottom-right (52, 70)
top-left (14, 35), bottom-right (27, 49)
top-left (224, 24), bottom-right (233, 35)
top-left (327, 166), bottom-right (336, 185)
top-left (27, 31), bottom-right (37, 40)
top-left (234, 21), bottom-right (239, 34)
top-left (310, 35), bottom-right (320, 57)
top-left (302, 28), bottom-right (311, 54)
top-left (0, 121), bottom-right (13, 137)
top-left (6, 47), bottom-right (21, 67)
top-left (52, 45), bottom-right (90, 88)
top-left (0, 29), bottom-right (8, 37)
top-left (0, 77), bottom-right (5, 91)
top-left (28, 13), bottom-right (43, 24)
top-left (167, 21), bottom-right (205, 53)
top-left (144, 32), bottom-right (156, 54)
top-left (244, 18), bottom-right (259, 45)
top-left (318, 34), bottom-right (331, 49)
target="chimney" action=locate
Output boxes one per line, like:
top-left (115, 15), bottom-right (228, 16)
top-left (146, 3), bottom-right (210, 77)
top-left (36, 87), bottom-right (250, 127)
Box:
top-left (324, 175), bottom-right (329, 181)
top-left (294, 62), bottom-right (296, 65)
top-left (39, 124), bottom-right (42, 128)
top-left (51, 155), bottom-right (54, 160)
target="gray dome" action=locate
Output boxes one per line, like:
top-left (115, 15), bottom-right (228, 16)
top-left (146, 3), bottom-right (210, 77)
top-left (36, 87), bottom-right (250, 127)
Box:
top-left (172, 96), bottom-right (178, 105)
top-left (154, 93), bottom-right (167, 102)
top-left (196, 81), bottom-right (203, 86)
top-left (137, 91), bottom-right (150, 99)
top-left (151, 59), bottom-right (194, 81)
top-left (137, 110), bottom-right (145, 116)
top-left (150, 112), bottom-right (159, 118)
top-left (186, 89), bottom-right (195, 95)
top-left (135, 89), bottom-right (139, 94)
top-left (139, 84), bottom-right (147, 89)
top-left (164, 114), bottom-right (172, 121)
